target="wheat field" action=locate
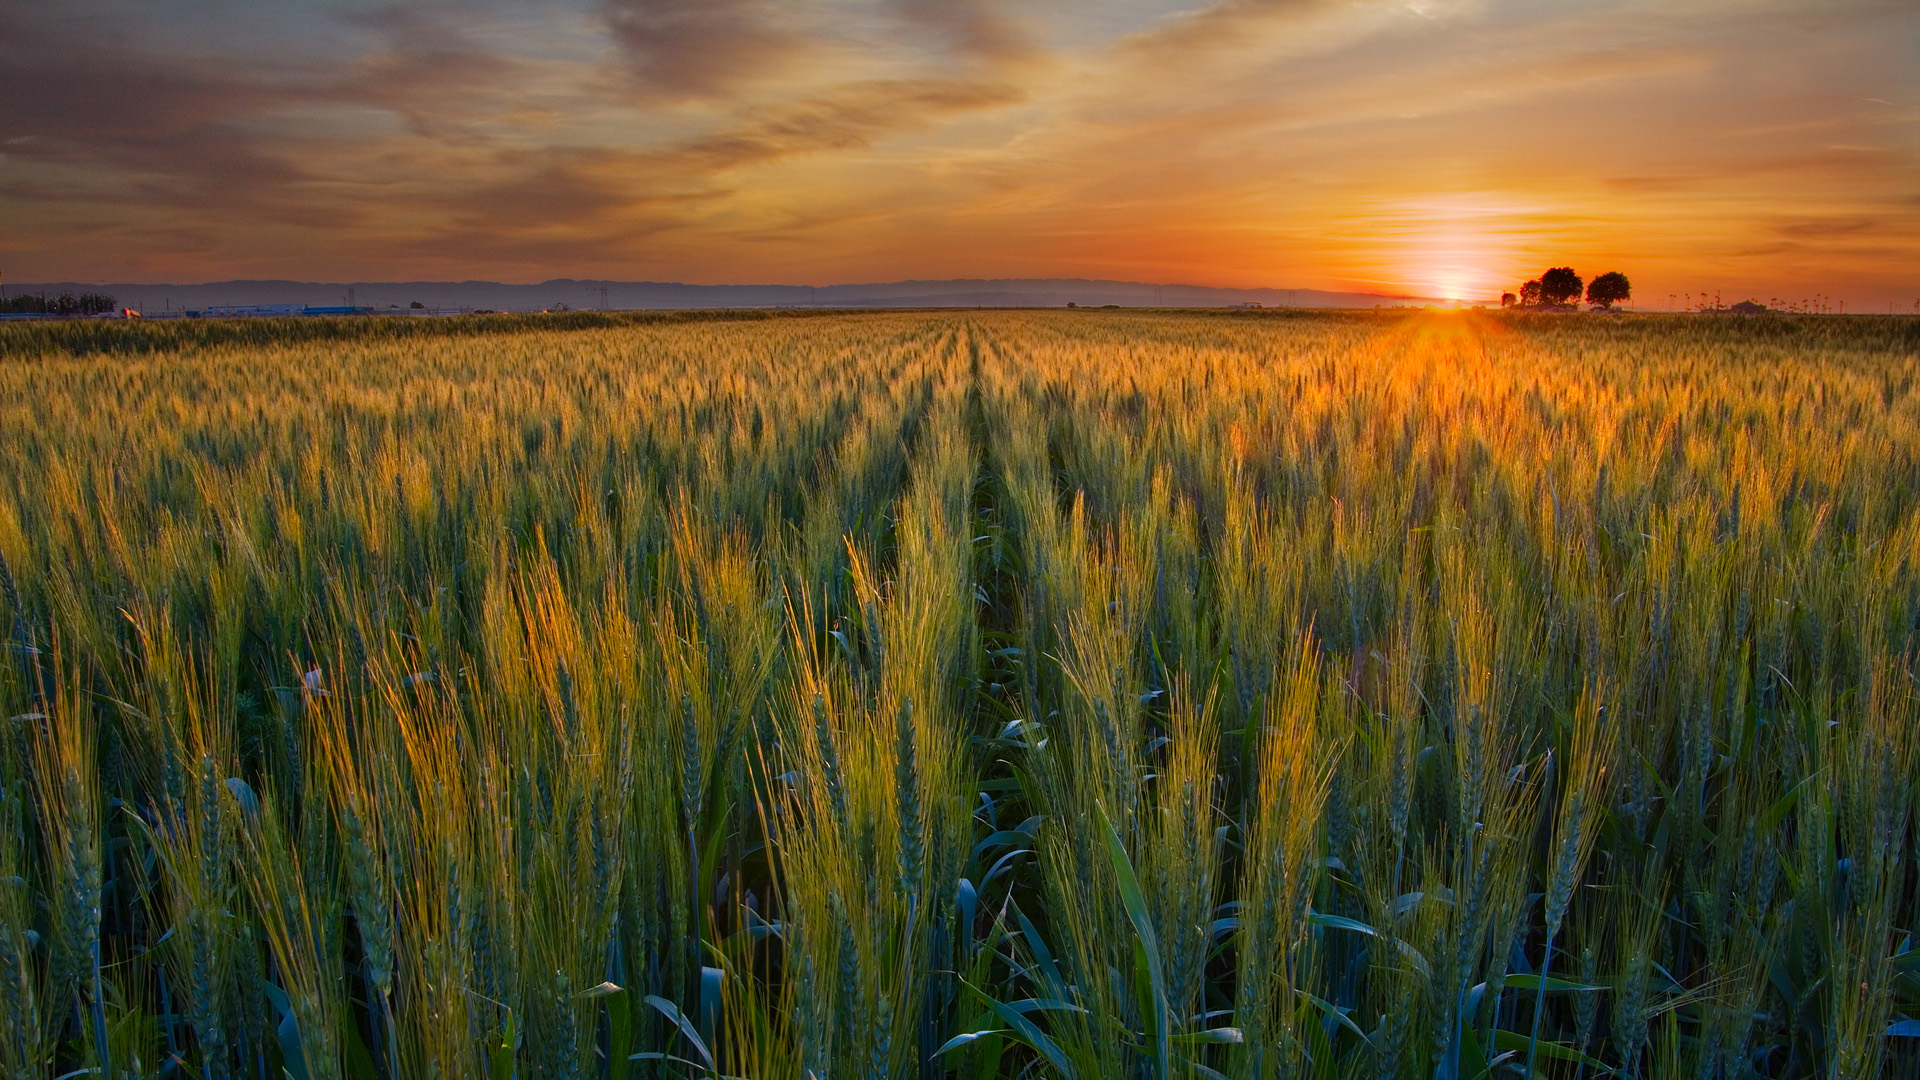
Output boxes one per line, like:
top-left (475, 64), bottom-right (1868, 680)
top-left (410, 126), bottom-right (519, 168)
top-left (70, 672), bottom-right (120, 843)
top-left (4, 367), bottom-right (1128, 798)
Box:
top-left (2, 309), bottom-right (1918, 1079)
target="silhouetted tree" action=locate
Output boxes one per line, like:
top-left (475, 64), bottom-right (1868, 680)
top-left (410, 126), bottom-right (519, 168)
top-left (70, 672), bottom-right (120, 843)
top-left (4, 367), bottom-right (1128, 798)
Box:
top-left (1520, 280), bottom-right (1544, 307)
top-left (1540, 267), bottom-right (1583, 308)
top-left (1586, 271), bottom-right (1631, 310)
top-left (1500, 292), bottom-right (1516, 308)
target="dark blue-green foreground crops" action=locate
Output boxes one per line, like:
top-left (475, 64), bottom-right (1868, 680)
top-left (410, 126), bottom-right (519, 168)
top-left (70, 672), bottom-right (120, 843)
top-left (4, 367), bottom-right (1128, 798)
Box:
top-left (2, 310), bottom-right (1918, 1079)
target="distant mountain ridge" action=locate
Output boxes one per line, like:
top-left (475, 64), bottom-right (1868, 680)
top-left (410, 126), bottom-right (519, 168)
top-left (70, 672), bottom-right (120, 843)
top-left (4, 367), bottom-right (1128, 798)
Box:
top-left (5, 277), bottom-right (1442, 313)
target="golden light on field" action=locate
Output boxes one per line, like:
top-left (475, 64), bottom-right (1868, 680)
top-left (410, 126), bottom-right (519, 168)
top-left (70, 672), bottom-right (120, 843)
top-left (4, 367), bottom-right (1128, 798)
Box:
top-left (5, 298), bottom-right (1920, 1077)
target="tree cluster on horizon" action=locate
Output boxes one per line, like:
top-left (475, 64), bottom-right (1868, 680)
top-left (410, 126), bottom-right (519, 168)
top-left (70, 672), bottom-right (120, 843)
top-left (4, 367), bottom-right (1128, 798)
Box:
top-left (1501, 268), bottom-right (1631, 311)
top-left (1, 291), bottom-right (117, 316)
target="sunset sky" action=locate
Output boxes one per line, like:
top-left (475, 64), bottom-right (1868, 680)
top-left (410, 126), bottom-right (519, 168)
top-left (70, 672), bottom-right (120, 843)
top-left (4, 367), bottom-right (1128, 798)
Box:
top-left (4, 0), bottom-right (1915, 305)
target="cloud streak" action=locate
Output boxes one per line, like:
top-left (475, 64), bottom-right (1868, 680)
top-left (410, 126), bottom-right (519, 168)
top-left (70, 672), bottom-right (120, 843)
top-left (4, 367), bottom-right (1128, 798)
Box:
top-left (601, 0), bottom-right (813, 98)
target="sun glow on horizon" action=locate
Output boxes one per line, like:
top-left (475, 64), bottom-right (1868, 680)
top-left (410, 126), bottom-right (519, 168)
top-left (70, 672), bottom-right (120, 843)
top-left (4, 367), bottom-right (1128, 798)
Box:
top-left (1320, 193), bottom-right (1551, 302)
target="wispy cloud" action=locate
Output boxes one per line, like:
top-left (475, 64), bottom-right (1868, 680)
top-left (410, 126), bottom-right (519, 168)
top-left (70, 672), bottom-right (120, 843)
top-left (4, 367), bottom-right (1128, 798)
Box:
top-left (600, 0), bottom-right (814, 98)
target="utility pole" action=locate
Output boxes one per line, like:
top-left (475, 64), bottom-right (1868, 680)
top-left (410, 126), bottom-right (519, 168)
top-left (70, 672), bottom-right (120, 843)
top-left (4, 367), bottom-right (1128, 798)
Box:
top-left (601, 286), bottom-right (609, 310)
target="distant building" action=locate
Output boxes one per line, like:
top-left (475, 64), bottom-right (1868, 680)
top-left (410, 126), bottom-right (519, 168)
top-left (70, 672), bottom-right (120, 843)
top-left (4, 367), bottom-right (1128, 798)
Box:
top-left (1236, 301), bottom-right (1263, 309)
top-left (205, 304), bottom-right (301, 317)
top-left (200, 304), bottom-right (374, 317)
top-left (1729, 300), bottom-right (1769, 315)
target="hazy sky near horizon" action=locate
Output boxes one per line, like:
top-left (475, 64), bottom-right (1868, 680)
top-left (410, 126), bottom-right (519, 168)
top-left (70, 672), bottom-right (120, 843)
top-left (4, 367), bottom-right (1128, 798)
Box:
top-left (4, 0), bottom-right (1915, 304)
